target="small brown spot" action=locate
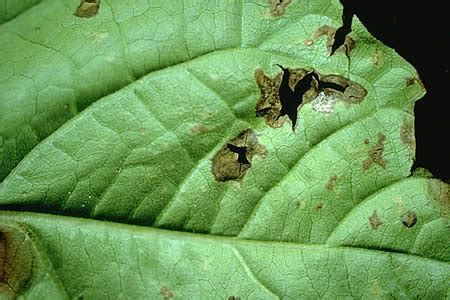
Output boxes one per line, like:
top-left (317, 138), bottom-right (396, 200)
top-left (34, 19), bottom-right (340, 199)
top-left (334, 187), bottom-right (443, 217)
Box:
top-left (363, 133), bottom-right (386, 170)
top-left (405, 77), bottom-right (416, 87)
top-left (315, 203), bottom-right (323, 210)
top-left (160, 287), bottom-right (173, 299)
top-left (295, 200), bottom-right (305, 209)
top-left (189, 124), bottom-right (210, 136)
top-left (364, 139), bottom-right (370, 144)
top-left (211, 129), bottom-right (267, 182)
top-left (401, 211), bottom-right (417, 228)
top-left (228, 296), bottom-right (241, 300)
top-left (369, 210), bottom-right (382, 230)
top-left (269, 0), bottom-right (292, 17)
top-left (325, 175), bottom-right (337, 190)
top-left (400, 120), bottom-right (415, 154)
top-left (74, 0), bottom-right (100, 18)
top-left (405, 76), bottom-right (426, 91)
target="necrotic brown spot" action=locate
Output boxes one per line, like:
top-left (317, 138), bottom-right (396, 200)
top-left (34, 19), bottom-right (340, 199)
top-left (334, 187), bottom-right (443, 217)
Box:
top-left (325, 175), bottom-right (337, 190)
top-left (160, 287), bottom-right (173, 299)
top-left (363, 133), bottom-right (386, 170)
top-left (314, 203), bottom-right (323, 210)
top-left (74, 0), bottom-right (100, 18)
top-left (313, 25), bottom-right (355, 56)
top-left (211, 129), bottom-right (266, 182)
top-left (400, 120), bottom-right (415, 154)
top-left (369, 210), bottom-right (382, 230)
top-left (401, 211), bottom-right (417, 228)
top-left (0, 224), bottom-right (36, 296)
top-left (269, 0), bottom-right (292, 17)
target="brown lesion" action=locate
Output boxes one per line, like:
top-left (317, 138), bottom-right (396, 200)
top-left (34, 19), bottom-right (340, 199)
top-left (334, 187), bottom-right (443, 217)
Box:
top-left (427, 180), bottom-right (449, 216)
top-left (400, 120), bottom-right (415, 154)
top-left (363, 133), bottom-right (387, 170)
top-left (312, 25), bottom-right (355, 55)
top-left (160, 286), bottom-right (174, 299)
top-left (401, 211), bottom-right (417, 228)
top-left (325, 175), bottom-right (338, 190)
top-left (405, 76), bottom-right (425, 90)
top-left (255, 69), bottom-right (284, 128)
top-left (269, 0), bottom-right (293, 17)
top-left (255, 67), bottom-right (367, 128)
top-left (0, 223), bottom-right (36, 297)
top-left (211, 129), bottom-right (267, 182)
top-left (74, 0), bottom-right (101, 18)
top-left (369, 210), bottom-right (382, 230)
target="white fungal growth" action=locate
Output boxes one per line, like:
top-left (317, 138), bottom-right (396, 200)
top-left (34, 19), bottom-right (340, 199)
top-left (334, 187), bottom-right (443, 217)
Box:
top-left (311, 91), bottom-right (337, 115)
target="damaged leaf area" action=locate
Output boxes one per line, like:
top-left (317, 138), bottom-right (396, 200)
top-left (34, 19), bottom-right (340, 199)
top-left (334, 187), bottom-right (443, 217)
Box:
top-left (211, 130), bottom-right (267, 182)
top-left (313, 25), bottom-right (355, 55)
top-left (0, 222), bottom-right (66, 298)
top-left (0, 223), bottom-right (35, 297)
top-left (363, 133), bottom-right (387, 170)
top-left (0, 0), bottom-right (447, 298)
top-left (74, 0), bottom-right (101, 18)
top-left (255, 66), bottom-right (367, 129)
top-left (269, 0), bottom-right (293, 17)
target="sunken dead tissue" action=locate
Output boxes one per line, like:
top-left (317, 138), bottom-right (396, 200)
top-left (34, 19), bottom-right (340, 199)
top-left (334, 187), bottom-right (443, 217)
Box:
top-left (255, 65), bottom-right (367, 131)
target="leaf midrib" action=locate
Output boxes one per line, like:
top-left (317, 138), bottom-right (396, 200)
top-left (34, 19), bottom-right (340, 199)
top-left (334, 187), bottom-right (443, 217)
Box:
top-left (1, 210), bottom-right (447, 264)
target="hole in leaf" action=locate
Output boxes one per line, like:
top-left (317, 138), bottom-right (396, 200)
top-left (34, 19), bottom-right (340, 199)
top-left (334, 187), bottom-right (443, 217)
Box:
top-left (255, 66), bottom-right (367, 130)
top-left (269, 0), bottom-right (292, 17)
top-left (331, 0), bottom-right (355, 56)
top-left (74, 0), bottom-right (100, 18)
top-left (211, 130), bottom-right (266, 182)
top-left (401, 211), bottom-right (417, 228)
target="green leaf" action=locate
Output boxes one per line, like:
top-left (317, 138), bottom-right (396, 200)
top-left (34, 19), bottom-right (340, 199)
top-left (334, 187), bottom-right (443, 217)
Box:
top-left (1, 208), bottom-right (448, 299)
top-left (1, 0), bottom-right (448, 298)
top-left (0, 0), bottom-right (41, 24)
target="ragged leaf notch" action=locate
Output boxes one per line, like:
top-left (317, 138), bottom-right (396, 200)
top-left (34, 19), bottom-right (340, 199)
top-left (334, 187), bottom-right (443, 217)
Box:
top-left (211, 130), bottom-right (267, 182)
top-left (255, 66), bottom-right (367, 131)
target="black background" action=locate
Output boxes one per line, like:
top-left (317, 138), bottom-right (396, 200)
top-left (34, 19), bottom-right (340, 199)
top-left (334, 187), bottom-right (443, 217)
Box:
top-left (346, 1), bottom-right (449, 181)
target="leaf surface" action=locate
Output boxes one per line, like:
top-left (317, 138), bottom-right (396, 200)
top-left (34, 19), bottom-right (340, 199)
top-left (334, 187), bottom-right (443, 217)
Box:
top-left (0, 0), bottom-right (448, 298)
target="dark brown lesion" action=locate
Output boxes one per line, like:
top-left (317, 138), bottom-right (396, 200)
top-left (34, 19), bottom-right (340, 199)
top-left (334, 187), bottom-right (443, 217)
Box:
top-left (74, 0), bottom-right (101, 18)
top-left (313, 25), bottom-right (355, 56)
top-left (0, 224), bottom-right (36, 297)
top-left (269, 0), bottom-right (293, 17)
top-left (255, 69), bottom-right (284, 128)
top-left (255, 67), bottom-right (367, 129)
top-left (401, 211), bottom-right (417, 228)
top-left (211, 129), bottom-right (267, 182)
top-left (363, 133), bottom-right (387, 170)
